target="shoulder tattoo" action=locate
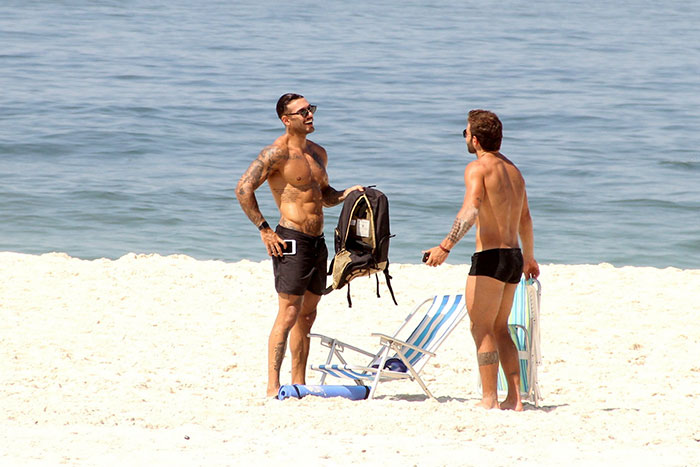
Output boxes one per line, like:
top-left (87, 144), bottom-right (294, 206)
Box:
top-left (260, 146), bottom-right (288, 166)
top-left (239, 146), bottom-right (288, 191)
top-left (308, 146), bottom-right (325, 168)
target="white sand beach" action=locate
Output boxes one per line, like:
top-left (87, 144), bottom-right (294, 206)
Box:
top-left (1, 252), bottom-right (699, 466)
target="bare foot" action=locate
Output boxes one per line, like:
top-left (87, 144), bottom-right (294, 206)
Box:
top-left (267, 386), bottom-right (280, 398)
top-left (500, 398), bottom-right (523, 411)
top-left (475, 398), bottom-right (499, 410)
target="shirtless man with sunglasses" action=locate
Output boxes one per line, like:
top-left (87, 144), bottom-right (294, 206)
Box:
top-left (424, 109), bottom-right (539, 410)
top-left (236, 93), bottom-right (363, 397)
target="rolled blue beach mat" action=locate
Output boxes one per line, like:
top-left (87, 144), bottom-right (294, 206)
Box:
top-left (277, 384), bottom-right (371, 401)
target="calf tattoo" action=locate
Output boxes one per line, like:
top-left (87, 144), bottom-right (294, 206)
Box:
top-left (273, 342), bottom-right (286, 372)
top-left (477, 351), bottom-right (499, 366)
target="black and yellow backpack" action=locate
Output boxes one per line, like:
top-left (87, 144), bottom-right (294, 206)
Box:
top-left (324, 186), bottom-right (398, 307)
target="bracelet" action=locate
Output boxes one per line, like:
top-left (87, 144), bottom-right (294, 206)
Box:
top-left (438, 244), bottom-right (451, 254)
top-left (258, 221), bottom-right (270, 231)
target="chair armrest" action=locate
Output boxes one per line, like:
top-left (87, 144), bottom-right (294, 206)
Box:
top-left (311, 364), bottom-right (411, 378)
top-left (308, 333), bottom-right (334, 346)
top-left (370, 333), bottom-right (436, 357)
top-left (308, 333), bottom-right (377, 358)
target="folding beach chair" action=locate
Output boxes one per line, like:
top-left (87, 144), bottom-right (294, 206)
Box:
top-left (309, 294), bottom-right (467, 400)
top-left (479, 277), bottom-right (542, 407)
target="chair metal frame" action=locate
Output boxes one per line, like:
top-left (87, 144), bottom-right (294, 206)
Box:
top-left (309, 294), bottom-right (467, 400)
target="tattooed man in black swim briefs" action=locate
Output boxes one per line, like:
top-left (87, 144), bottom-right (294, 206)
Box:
top-left (423, 109), bottom-right (539, 411)
top-left (236, 93), bottom-right (363, 397)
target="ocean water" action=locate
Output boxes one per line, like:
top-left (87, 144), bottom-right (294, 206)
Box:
top-left (1, 1), bottom-right (699, 268)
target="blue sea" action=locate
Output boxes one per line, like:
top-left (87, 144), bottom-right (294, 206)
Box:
top-left (1, 1), bottom-right (699, 268)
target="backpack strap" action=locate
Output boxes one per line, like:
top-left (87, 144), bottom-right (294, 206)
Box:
top-left (384, 267), bottom-right (398, 306)
top-left (322, 257), bottom-right (335, 295)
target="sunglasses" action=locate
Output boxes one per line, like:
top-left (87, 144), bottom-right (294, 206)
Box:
top-left (286, 104), bottom-right (317, 118)
top-left (462, 129), bottom-right (468, 138)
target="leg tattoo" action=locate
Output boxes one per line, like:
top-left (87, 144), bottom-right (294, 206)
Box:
top-left (273, 342), bottom-right (286, 372)
top-left (477, 351), bottom-right (499, 366)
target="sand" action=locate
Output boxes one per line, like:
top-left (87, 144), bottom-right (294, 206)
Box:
top-left (1, 251), bottom-right (699, 466)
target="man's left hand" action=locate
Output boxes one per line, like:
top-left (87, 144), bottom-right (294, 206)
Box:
top-left (342, 185), bottom-right (365, 199)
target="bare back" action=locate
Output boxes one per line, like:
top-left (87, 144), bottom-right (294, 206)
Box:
top-left (424, 111), bottom-right (538, 282)
top-left (467, 153), bottom-right (525, 251)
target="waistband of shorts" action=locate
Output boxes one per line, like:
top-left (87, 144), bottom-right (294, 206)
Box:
top-left (275, 225), bottom-right (325, 242)
top-left (473, 248), bottom-right (522, 255)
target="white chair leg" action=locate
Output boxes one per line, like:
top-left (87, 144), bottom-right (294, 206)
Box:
top-left (320, 340), bottom-right (338, 385)
top-left (397, 353), bottom-right (436, 401)
top-left (368, 347), bottom-right (390, 399)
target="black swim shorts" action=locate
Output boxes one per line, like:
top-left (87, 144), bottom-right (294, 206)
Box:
top-left (468, 248), bottom-right (524, 284)
top-left (272, 225), bottom-right (328, 296)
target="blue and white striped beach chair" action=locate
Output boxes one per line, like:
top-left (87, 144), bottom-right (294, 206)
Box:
top-left (479, 277), bottom-right (542, 407)
top-left (309, 294), bottom-right (467, 400)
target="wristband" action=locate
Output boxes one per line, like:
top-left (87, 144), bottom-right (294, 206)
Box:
top-left (258, 221), bottom-right (270, 231)
top-left (439, 244), bottom-right (451, 254)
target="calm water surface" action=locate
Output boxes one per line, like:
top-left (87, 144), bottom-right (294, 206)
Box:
top-left (1, 1), bottom-right (699, 268)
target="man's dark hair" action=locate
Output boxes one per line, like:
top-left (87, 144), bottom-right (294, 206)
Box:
top-left (276, 93), bottom-right (304, 119)
top-left (468, 109), bottom-right (503, 151)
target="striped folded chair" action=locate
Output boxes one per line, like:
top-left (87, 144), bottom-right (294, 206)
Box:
top-left (309, 294), bottom-right (467, 400)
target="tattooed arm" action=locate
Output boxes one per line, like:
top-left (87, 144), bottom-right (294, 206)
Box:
top-left (423, 162), bottom-right (484, 267)
top-left (321, 184), bottom-right (365, 207)
top-left (444, 206), bottom-right (479, 249)
top-left (320, 185), bottom-right (344, 207)
top-left (236, 146), bottom-right (288, 256)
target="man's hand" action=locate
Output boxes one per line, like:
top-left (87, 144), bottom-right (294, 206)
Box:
top-left (523, 257), bottom-right (540, 279)
top-left (423, 246), bottom-right (449, 267)
top-left (342, 185), bottom-right (365, 199)
top-left (260, 228), bottom-right (286, 257)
